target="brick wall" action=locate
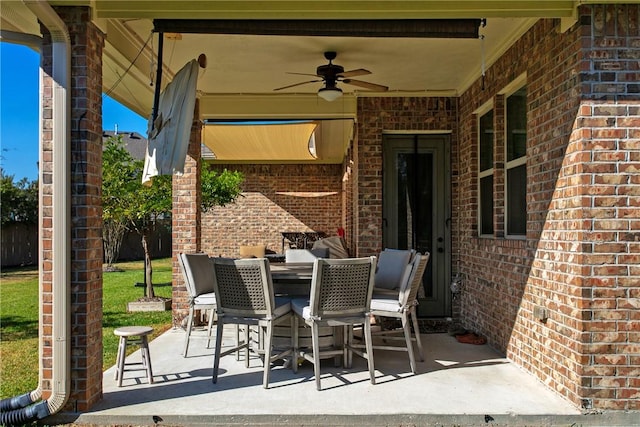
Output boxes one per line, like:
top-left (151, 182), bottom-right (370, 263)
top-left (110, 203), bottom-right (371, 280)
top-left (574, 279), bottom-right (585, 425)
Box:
top-left (171, 102), bottom-right (202, 326)
top-left (41, 6), bottom-right (105, 410)
top-left (355, 97), bottom-right (459, 257)
top-left (559, 4), bottom-right (639, 410)
top-left (201, 163), bottom-right (344, 257)
top-left (457, 5), bottom-right (639, 410)
top-left (457, 15), bottom-right (564, 353)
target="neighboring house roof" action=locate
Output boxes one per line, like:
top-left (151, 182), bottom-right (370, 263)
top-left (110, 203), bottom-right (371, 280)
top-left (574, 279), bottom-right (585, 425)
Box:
top-left (102, 130), bottom-right (147, 161)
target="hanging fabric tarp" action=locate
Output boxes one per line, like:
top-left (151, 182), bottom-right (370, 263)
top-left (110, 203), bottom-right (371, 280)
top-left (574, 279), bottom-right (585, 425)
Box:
top-left (202, 121), bottom-right (318, 161)
top-left (142, 59), bottom-right (199, 185)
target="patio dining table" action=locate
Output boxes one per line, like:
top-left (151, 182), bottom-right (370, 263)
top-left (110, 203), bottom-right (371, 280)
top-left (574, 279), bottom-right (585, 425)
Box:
top-left (270, 262), bottom-right (314, 282)
top-left (270, 261), bottom-right (314, 299)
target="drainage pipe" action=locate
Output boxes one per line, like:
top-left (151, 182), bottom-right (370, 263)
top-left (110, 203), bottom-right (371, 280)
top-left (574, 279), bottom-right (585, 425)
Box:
top-left (0, 29), bottom-right (42, 49)
top-left (0, 1), bottom-right (71, 424)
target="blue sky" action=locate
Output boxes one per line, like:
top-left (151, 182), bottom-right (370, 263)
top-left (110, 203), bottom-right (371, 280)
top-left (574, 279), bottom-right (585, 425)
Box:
top-left (1, 42), bottom-right (148, 182)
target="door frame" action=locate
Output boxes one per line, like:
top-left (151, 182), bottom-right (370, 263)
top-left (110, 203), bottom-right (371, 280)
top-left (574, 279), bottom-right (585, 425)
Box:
top-left (381, 132), bottom-right (452, 317)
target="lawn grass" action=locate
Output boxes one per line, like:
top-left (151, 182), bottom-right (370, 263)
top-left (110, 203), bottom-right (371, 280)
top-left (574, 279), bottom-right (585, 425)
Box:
top-left (0, 258), bottom-right (173, 399)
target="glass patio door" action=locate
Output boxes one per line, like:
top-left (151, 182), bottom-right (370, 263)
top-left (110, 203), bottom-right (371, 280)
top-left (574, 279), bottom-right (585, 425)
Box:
top-left (382, 134), bottom-right (451, 317)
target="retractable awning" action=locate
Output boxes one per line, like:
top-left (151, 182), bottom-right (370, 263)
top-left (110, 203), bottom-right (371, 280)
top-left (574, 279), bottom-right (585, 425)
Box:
top-left (202, 119), bottom-right (354, 163)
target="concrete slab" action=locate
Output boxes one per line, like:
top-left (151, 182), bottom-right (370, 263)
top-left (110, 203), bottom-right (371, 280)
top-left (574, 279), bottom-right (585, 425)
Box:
top-left (53, 327), bottom-right (639, 427)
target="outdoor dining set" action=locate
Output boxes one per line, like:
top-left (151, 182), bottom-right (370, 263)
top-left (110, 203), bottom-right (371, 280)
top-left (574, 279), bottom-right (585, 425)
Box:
top-left (176, 242), bottom-right (430, 391)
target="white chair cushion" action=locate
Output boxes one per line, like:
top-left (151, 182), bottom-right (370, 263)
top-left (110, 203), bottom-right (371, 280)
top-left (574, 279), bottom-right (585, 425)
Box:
top-left (285, 249), bottom-right (318, 263)
top-left (370, 295), bottom-right (403, 313)
top-left (193, 292), bottom-right (216, 306)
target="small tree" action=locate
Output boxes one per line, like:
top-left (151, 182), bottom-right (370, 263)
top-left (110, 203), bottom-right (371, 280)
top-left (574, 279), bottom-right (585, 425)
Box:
top-left (0, 170), bottom-right (38, 226)
top-left (125, 172), bottom-right (173, 299)
top-left (201, 167), bottom-right (244, 211)
top-left (101, 135), bottom-right (244, 298)
top-left (102, 136), bottom-right (137, 270)
top-left (129, 167), bottom-right (243, 299)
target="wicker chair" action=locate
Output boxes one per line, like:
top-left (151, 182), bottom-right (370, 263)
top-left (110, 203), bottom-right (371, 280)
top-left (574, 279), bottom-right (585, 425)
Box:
top-left (178, 253), bottom-right (217, 357)
top-left (211, 257), bottom-right (294, 388)
top-left (291, 257), bottom-right (377, 390)
top-left (369, 252), bottom-right (430, 373)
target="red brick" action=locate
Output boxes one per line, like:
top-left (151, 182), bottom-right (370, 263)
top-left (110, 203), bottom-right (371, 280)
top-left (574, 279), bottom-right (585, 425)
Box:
top-left (41, 5), bottom-right (105, 411)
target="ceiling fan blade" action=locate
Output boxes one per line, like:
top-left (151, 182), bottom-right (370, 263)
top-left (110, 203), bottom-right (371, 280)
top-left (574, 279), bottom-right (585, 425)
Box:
top-left (273, 80), bottom-right (322, 91)
top-left (343, 79), bottom-right (389, 91)
top-left (286, 72), bottom-right (321, 77)
top-left (338, 68), bottom-right (371, 78)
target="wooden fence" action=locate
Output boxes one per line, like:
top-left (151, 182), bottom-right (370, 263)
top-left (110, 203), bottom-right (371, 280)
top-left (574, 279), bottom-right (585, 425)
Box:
top-left (1, 223), bottom-right (38, 267)
top-left (1, 222), bottom-right (171, 268)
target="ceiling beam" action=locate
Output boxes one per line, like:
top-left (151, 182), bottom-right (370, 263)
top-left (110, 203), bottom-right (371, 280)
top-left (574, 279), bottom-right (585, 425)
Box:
top-left (153, 19), bottom-right (482, 38)
top-left (77, 1), bottom-right (578, 19)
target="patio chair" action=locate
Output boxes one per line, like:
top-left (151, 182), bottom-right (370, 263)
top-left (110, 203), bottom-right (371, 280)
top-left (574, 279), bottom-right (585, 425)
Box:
top-left (368, 252), bottom-right (430, 373)
top-left (178, 252), bottom-right (217, 357)
top-left (291, 257), bottom-right (377, 390)
top-left (211, 257), bottom-right (294, 388)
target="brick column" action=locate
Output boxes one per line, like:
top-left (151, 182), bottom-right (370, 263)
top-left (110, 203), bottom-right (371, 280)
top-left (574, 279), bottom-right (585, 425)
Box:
top-left (511, 5), bottom-right (640, 411)
top-left (572, 102), bottom-right (639, 410)
top-left (41, 6), bottom-right (104, 411)
top-left (556, 5), bottom-right (640, 411)
top-left (172, 100), bottom-right (202, 327)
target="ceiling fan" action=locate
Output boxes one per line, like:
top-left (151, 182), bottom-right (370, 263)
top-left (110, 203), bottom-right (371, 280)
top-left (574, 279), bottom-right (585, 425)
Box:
top-left (274, 51), bottom-right (389, 101)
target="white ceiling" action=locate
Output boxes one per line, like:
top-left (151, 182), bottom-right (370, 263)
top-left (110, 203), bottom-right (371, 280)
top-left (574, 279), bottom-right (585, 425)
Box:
top-left (122, 18), bottom-right (525, 94)
top-left (104, 16), bottom-right (535, 117)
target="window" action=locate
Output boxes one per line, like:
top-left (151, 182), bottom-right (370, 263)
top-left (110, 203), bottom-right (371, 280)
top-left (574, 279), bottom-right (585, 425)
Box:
top-left (505, 86), bottom-right (527, 237)
top-left (478, 109), bottom-right (494, 235)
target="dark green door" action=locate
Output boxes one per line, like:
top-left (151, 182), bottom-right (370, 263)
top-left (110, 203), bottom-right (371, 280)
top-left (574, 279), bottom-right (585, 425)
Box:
top-left (382, 134), bottom-right (451, 317)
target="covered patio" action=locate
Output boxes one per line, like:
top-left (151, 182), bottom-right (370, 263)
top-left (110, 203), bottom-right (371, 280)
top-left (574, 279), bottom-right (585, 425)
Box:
top-left (1, 1), bottom-right (638, 423)
top-left (58, 327), bottom-right (587, 426)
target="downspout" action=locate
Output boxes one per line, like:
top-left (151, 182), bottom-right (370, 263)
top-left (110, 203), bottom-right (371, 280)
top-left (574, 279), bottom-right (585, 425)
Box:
top-left (0, 2), bottom-right (71, 425)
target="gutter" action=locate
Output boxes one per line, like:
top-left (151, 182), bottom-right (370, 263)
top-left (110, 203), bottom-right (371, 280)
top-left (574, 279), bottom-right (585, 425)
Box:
top-left (0, 29), bottom-right (42, 49)
top-left (0, 1), bottom-right (71, 425)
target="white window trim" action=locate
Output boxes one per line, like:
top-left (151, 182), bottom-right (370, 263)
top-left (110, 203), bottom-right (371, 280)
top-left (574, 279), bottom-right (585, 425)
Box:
top-left (498, 72), bottom-right (527, 97)
top-left (504, 81), bottom-right (527, 239)
top-left (477, 105), bottom-right (494, 237)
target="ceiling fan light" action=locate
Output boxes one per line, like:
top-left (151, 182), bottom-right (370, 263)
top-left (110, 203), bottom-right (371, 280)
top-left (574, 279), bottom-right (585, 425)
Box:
top-left (318, 87), bottom-right (342, 102)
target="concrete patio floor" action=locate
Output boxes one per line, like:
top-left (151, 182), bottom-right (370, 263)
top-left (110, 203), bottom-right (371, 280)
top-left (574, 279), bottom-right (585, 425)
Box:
top-left (54, 326), bottom-right (639, 427)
